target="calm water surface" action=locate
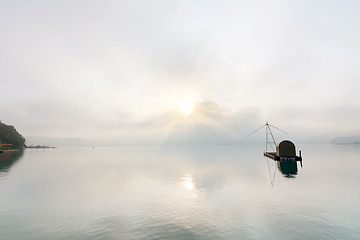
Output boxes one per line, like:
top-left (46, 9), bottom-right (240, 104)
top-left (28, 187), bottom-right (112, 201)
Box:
top-left (0, 144), bottom-right (359, 239)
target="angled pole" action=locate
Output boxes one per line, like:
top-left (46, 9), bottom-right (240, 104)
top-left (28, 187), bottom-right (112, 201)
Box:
top-left (268, 124), bottom-right (288, 134)
top-left (247, 124), bottom-right (266, 137)
top-left (266, 123), bottom-right (276, 152)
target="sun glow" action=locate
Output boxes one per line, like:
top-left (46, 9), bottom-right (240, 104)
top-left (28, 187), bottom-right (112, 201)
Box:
top-left (156, 97), bottom-right (242, 149)
top-left (180, 101), bottom-right (195, 116)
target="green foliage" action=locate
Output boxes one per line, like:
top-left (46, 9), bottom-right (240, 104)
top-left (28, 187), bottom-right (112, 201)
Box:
top-left (0, 121), bottom-right (25, 149)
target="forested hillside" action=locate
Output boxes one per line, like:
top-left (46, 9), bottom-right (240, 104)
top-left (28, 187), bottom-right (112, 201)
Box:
top-left (0, 121), bottom-right (25, 149)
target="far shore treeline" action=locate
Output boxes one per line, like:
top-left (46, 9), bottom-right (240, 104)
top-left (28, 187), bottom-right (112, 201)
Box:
top-left (0, 121), bottom-right (25, 149)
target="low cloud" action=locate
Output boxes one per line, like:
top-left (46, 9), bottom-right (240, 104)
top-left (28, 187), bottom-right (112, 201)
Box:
top-left (1, 1), bottom-right (359, 146)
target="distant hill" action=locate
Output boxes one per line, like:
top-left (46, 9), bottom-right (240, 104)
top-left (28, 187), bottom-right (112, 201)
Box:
top-left (331, 135), bottom-right (360, 144)
top-left (25, 136), bottom-right (96, 147)
top-left (0, 121), bottom-right (26, 149)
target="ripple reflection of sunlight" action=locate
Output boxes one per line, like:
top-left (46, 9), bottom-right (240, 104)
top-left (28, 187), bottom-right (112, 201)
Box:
top-left (179, 174), bottom-right (195, 191)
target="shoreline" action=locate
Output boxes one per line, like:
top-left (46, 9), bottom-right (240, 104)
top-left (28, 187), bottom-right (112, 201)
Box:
top-left (0, 149), bottom-right (21, 154)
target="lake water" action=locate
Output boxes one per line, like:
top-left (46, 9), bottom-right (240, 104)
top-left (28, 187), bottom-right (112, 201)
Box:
top-left (0, 144), bottom-right (359, 239)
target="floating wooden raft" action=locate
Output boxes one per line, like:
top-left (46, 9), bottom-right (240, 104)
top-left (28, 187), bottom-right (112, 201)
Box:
top-left (264, 152), bottom-right (302, 162)
top-left (248, 122), bottom-right (303, 164)
top-left (264, 140), bottom-right (302, 166)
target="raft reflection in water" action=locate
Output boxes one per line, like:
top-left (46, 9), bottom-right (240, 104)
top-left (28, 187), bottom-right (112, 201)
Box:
top-left (277, 161), bottom-right (298, 178)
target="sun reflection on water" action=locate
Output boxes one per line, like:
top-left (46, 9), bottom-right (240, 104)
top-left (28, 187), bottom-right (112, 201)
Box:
top-left (179, 174), bottom-right (195, 191)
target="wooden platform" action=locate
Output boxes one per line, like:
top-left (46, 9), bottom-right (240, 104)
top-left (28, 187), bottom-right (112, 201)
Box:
top-left (264, 152), bottom-right (302, 162)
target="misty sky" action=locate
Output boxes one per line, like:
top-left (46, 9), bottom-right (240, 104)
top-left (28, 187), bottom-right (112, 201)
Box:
top-left (1, 0), bottom-right (359, 145)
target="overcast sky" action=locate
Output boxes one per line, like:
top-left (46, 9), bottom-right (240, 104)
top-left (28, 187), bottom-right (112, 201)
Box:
top-left (1, 0), bottom-right (359, 145)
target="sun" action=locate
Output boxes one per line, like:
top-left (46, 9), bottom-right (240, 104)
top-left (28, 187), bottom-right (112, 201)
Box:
top-left (180, 101), bottom-right (195, 116)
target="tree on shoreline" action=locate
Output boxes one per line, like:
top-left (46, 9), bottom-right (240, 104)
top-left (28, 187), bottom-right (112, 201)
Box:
top-left (0, 121), bottom-right (25, 149)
